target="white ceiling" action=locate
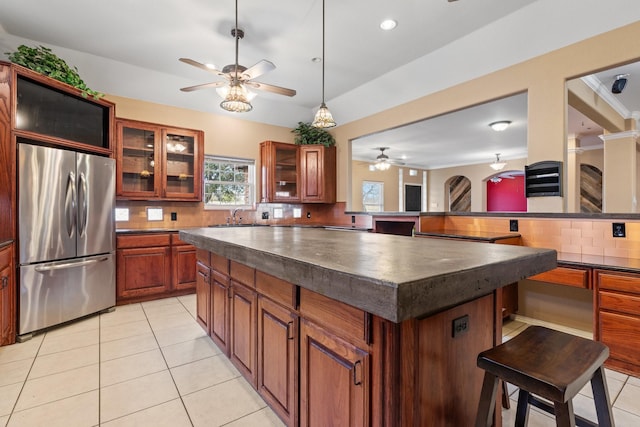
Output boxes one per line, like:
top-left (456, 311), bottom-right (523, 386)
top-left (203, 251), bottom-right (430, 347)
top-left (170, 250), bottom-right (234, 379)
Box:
top-left (1, 1), bottom-right (640, 170)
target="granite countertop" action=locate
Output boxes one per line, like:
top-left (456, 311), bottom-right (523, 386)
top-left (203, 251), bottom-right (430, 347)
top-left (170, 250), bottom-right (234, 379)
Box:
top-left (416, 230), bottom-right (521, 242)
top-left (557, 252), bottom-right (640, 272)
top-left (180, 227), bottom-right (556, 323)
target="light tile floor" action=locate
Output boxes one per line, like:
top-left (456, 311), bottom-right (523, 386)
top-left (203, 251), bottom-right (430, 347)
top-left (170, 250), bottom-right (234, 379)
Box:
top-left (0, 296), bottom-right (638, 426)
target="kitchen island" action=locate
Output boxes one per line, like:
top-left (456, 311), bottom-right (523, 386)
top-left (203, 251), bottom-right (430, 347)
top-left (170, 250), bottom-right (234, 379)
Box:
top-left (180, 227), bottom-right (556, 426)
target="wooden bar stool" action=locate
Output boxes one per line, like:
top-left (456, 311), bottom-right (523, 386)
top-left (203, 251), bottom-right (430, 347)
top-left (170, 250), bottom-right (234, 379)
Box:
top-left (475, 325), bottom-right (615, 427)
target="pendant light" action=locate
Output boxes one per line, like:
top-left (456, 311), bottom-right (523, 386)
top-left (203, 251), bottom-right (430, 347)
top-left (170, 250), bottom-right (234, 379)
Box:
top-left (311, 0), bottom-right (336, 128)
top-left (220, 0), bottom-right (252, 113)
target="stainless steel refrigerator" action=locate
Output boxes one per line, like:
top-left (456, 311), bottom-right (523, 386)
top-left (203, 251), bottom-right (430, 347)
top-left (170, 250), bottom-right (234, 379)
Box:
top-left (18, 143), bottom-right (115, 338)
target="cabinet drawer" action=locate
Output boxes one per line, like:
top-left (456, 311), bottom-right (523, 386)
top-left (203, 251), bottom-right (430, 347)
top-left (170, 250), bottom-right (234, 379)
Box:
top-left (299, 287), bottom-right (368, 346)
top-left (196, 249), bottom-right (210, 266)
top-left (230, 261), bottom-right (255, 288)
top-left (600, 291), bottom-right (640, 317)
top-left (529, 266), bottom-right (589, 289)
top-left (596, 270), bottom-right (640, 295)
top-left (117, 233), bottom-right (171, 249)
top-left (211, 253), bottom-right (229, 275)
top-left (171, 233), bottom-right (190, 246)
top-left (599, 311), bottom-right (640, 368)
top-left (0, 244), bottom-right (10, 269)
top-left (256, 271), bottom-right (296, 310)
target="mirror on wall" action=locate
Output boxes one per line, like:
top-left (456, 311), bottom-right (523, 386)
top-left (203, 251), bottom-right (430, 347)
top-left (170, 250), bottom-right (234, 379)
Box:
top-left (566, 60), bottom-right (640, 213)
top-left (350, 92), bottom-right (528, 212)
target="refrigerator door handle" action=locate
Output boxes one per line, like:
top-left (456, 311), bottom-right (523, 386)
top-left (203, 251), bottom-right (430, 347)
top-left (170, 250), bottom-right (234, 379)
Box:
top-left (65, 171), bottom-right (77, 238)
top-left (34, 256), bottom-right (110, 273)
top-left (78, 172), bottom-right (88, 238)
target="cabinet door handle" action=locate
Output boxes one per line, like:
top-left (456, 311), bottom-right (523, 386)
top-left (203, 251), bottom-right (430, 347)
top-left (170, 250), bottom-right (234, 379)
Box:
top-left (0, 276), bottom-right (7, 290)
top-left (286, 321), bottom-right (295, 340)
top-left (353, 360), bottom-right (362, 386)
top-left (227, 285), bottom-right (232, 299)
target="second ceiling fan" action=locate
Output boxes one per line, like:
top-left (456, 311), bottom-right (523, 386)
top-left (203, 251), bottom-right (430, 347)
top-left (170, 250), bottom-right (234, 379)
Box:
top-left (179, 0), bottom-right (296, 112)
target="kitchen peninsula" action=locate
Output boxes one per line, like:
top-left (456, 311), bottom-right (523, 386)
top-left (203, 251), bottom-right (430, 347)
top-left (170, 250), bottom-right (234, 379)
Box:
top-left (180, 226), bottom-right (556, 426)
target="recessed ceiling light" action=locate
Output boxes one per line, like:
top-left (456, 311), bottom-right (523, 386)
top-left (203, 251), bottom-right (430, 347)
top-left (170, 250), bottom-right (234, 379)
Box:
top-left (311, 57), bottom-right (322, 63)
top-left (380, 19), bottom-right (397, 31)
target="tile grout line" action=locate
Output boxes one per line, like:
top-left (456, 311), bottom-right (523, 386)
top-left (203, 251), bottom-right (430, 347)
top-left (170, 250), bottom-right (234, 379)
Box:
top-left (5, 335), bottom-right (44, 425)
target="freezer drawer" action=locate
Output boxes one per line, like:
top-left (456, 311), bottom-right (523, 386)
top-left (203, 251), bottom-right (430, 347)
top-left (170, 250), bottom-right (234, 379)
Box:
top-left (19, 253), bottom-right (115, 336)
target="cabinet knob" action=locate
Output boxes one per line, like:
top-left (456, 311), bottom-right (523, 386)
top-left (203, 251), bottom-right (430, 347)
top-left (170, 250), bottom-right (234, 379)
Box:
top-left (0, 276), bottom-right (7, 290)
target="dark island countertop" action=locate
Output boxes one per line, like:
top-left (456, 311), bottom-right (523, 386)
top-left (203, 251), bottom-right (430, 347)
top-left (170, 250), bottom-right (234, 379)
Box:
top-left (180, 227), bottom-right (556, 323)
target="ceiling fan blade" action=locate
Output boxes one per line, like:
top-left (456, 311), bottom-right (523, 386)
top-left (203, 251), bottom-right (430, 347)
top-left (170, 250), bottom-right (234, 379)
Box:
top-left (241, 60), bottom-right (276, 80)
top-left (179, 58), bottom-right (225, 76)
top-left (180, 81), bottom-right (227, 92)
top-left (245, 81), bottom-right (296, 97)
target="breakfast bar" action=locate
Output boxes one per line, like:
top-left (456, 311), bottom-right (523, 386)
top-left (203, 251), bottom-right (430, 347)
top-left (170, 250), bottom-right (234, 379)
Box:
top-left (180, 226), bottom-right (556, 426)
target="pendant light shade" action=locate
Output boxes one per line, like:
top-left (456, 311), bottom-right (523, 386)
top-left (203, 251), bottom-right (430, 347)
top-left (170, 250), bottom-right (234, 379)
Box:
top-left (312, 0), bottom-right (336, 128)
top-left (489, 153), bottom-right (506, 171)
top-left (220, 83), bottom-right (253, 112)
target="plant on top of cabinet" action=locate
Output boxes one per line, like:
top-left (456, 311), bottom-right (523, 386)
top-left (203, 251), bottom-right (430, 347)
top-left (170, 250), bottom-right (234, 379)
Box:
top-left (6, 45), bottom-right (103, 99)
top-left (292, 122), bottom-right (335, 147)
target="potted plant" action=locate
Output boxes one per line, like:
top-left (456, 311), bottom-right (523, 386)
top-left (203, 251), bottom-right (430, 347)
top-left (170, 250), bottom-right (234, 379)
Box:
top-left (292, 121), bottom-right (335, 147)
top-left (6, 44), bottom-right (103, 99)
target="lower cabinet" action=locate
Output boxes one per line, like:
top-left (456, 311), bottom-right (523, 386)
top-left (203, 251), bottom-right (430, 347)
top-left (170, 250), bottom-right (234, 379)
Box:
top-left (195, 261), bottom-right (210, 332)
top-left (210, 255), bottom-right (231, 355)
top-left (257, 296), bottom-right (298, 426)
top-left (230, 281), bottom-right (257, 387)
top-left (116, 232), bottom-right (196, 304)
top-left (595, 269), bottom-right (640, 375)
top-left (0, 243), bottom-right (15, 346)
top-left (299, 318), bottom-right (369, 427)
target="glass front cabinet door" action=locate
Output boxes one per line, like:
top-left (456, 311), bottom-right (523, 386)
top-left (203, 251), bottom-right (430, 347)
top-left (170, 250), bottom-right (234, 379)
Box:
top-left (116, 119), bottom-right (203, 201)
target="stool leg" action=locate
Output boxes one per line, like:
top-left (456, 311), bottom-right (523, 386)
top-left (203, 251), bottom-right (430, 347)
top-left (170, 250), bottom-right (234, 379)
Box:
top-left (553, 400), bottom-right (577, 427)
top-left (475, 371), bottom-right (499, 427)
top-left (502, 381), bottom-right (511, 409)
top-left (590, 367), bottom-right (615, 427)
top-left (515, 389), bottom-right (530, 427)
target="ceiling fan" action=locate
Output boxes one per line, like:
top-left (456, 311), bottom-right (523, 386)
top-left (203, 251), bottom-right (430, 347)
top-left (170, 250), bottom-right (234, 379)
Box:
top-left (373, 147), bottom-right (405, 170)
top-left (179, 0), bottom-right (296, 112)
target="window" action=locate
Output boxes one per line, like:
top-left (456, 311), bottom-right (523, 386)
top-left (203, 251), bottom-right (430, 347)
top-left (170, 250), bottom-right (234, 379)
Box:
top-left (362, 181), bottom-right (384, 212)
top-left (203, 155), bottom-right (255, 209)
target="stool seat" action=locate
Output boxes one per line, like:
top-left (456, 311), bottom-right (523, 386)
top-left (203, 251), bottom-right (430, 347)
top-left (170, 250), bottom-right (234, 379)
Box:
top-left (475, 325), bottom-right (615, 427)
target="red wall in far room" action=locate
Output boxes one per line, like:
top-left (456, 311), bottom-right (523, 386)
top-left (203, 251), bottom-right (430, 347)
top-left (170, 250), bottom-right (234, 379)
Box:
top-left (486, 175), bottom-right (526, 212)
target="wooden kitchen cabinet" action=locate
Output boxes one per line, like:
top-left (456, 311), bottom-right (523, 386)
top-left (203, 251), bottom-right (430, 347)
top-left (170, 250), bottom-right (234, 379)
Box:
top-left (529, 264), bottom-right (591, 289)
top-left (116, 232), bottom-right (196, 304)
top-left (300, 145), bottom-right (336, 203)
top-left (257, 290), bottom-right (298, 426)
top-left (116, 118), bottom-right (203, 201)
top-left (195, 261), bottom-right (210, 332)
top-left (210, 254), bottom-right (231, 355)
top-left (260, 141), bottom-right (336, 203)
top-left (230, 280), bottom-right (258, 388)
top-left (0, 243), bottom-right (15, 346)
top-left (595, 269), bottom-right (640, 375)
top-left (300, 318), bottom-right (369, 427)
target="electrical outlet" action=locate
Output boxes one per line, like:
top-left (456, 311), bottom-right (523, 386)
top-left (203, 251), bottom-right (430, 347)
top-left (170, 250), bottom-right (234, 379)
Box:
top-left (170, 212), bottom-right (177, 221)
top-left (613, 222), bottom-right (626, 238)
top-left (351, 215), bottom-right (356, 224)
top-left (509, 219), bottom-right (518, 232)
top-left (452, 315), bottom-right (469, 338)
top-left (261, 211), bottom-right (269, 220)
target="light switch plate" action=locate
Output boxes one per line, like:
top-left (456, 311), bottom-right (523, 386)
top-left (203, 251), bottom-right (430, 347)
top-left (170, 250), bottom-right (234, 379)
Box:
top-left (293, 208), bottom-right (302, 218)
top-left (273, 208), bottom-right (284, 219)
top-left (115, 208), bottom-right (129, 222)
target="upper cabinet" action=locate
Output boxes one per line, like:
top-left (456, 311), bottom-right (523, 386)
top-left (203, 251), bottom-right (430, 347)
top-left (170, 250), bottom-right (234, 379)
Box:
top-left (260, 141), bottom-right (336, 204)
top-left (116, 118), bottom-right (204, 201)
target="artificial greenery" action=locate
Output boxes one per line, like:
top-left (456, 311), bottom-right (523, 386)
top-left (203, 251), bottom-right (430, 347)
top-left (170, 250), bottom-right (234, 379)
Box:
top-left (292, 121), bottom-right (335, 147)
top-left (6, 45), bottom-right (103, 99)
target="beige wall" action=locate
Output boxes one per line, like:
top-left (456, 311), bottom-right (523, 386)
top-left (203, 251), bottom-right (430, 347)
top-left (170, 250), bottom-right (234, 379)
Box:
top-left (335, 21), bottom-right (640, 213)
top-left (351, 161), bottom-right (426, 211)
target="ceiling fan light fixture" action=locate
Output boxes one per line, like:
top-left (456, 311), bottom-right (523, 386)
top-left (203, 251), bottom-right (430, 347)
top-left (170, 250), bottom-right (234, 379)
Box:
top-left (489, 153), bottom-right (506, 171)
top-left (220, 83), bottom-right (253, 113)
top-left (375, 161), bottom-right (391, 171)
top-left (216, 84), bottom-right (256, 101)
top-left (312, 102), bottom-right (336, 128)
top-left (489, 120), bottom-right (511, 132)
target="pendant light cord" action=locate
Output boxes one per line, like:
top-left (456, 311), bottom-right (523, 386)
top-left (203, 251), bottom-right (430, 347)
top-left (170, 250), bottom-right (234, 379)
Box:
top-left (234, 0), bottom-right (239, 84)
top-left (321, 0), bottom-right (326, 104)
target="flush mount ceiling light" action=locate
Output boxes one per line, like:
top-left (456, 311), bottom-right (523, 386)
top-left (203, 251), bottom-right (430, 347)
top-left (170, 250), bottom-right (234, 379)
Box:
top-left (489, 153), bottom-right (506, 171)
top-left (312, 0), bottom-right (336, 128)
top-left (380, 19), bottom-right (397, 31)
top-left (489, 120), bottom-right (511, 132)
